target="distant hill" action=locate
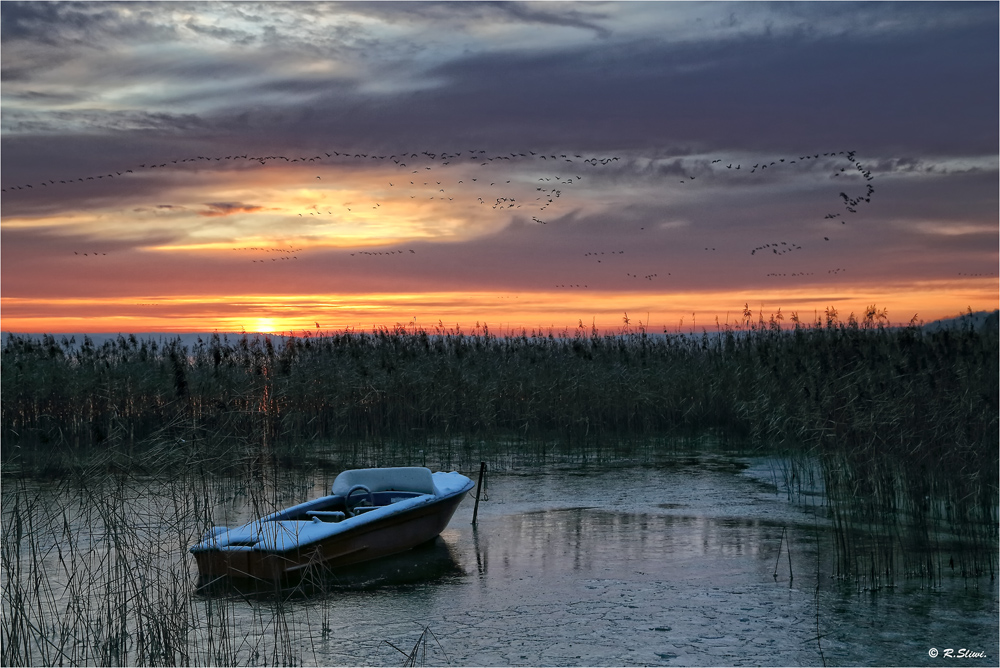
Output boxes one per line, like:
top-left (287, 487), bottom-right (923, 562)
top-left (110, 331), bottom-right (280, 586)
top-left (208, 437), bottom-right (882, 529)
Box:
top-left (922, 309), bottom-right (999, 333)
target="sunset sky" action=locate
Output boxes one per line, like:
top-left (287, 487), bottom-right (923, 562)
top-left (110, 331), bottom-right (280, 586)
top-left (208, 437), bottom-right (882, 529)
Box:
top-left (2, 1), bottom-right (997, 335)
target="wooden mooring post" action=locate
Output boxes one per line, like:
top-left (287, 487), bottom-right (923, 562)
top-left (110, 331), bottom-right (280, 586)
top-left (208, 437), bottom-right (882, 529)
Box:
top-left (472, 461), bottom-right (486, 526)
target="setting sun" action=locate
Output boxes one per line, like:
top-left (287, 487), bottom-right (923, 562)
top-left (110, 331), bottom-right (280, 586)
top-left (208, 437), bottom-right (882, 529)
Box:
top-left (252, 318), bottom-right (278, 334)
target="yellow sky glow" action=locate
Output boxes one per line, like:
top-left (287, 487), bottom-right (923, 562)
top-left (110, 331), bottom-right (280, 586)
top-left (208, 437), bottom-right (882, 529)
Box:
top-left (3, 279), bottom-right (995, 335)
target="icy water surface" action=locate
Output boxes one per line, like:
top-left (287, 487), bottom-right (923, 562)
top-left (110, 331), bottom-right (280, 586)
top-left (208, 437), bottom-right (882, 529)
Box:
top-left (286, 458), bottom-right (997, 666)
top-left (4, 452), bottom-right (997, 666)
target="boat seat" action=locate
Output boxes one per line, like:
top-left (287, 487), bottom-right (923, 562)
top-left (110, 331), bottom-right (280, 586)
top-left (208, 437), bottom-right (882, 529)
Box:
top-left (332, 467), bottom-right (438, 497)
top-left (351, 506), bottom-right (382, 514)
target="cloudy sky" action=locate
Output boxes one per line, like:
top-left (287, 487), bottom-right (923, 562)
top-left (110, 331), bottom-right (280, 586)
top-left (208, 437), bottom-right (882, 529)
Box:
top-left (2, 1), bottom-right (997, 335)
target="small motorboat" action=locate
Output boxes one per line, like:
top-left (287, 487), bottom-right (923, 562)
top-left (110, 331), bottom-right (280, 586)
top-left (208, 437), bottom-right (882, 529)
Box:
top-left (190, 467), bottom-right (475, 582)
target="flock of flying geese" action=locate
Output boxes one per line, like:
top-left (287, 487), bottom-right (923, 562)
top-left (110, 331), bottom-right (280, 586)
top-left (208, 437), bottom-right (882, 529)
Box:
top-left (4, 144), bottom-right (903, 287)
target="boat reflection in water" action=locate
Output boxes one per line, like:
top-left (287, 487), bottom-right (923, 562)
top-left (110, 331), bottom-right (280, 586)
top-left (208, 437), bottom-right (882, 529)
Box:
top-left (196, 536), bottom-right (466, 598)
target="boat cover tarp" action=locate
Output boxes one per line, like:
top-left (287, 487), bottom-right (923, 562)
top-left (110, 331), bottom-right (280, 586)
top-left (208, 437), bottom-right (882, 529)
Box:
top-left (332, 466), bottom-right (438, 496)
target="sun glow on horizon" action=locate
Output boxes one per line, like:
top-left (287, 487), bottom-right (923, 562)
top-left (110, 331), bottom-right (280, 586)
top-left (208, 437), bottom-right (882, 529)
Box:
top-left (2, 279), bottom-right (996, 336)
top-left (252, 317), bottom-right (278, 333)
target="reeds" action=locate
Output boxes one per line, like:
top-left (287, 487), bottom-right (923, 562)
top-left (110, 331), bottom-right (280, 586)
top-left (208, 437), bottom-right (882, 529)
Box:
top-left (2, 326), bottom-right (763, 460)
top-left (3, 311), bottom-right (997, 586)
top-left (0, 447), bottom-right (323, 666)
top-left (383, 625), bottom-right (448, 667)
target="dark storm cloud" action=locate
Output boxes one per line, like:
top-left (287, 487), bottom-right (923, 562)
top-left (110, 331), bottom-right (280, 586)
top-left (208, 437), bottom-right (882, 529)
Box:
top-left (201, 202), bottom-right (264, 217)
top-left (2, 108), bottom-right (213, 136)
top-left (124, 3), bottom-right (989, 163)
top-left (774, 1), bottom-right (995, 37)
top-left (487, 1), bottom-right (612, 37)
top-left (1, 1), bottom-right (107, 44)
top-left (0, 1), bottom-right (178, 45)
top-left (4, 2), bottom-right (996, 163)
top-left (2, 89), bottom-right (88, 105)
top-left (865, 168), bottom-right (998, 222)
top-left (394, 22), bottom-right (998, 156)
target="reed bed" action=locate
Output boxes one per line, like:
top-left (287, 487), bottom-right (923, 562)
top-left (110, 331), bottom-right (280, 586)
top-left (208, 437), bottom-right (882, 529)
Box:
top-left (0, 445), bottom-right (340, 666)
top-left (2, 309), bottom-right (997, 642)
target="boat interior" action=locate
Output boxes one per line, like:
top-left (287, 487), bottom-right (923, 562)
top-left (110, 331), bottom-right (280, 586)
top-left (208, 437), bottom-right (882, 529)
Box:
top-left (279, 489), bottom-right (428, 524)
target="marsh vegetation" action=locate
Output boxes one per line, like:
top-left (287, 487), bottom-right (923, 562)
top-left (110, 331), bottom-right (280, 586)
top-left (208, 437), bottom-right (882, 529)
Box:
top-left (2, 309), bottom-right (997, 665)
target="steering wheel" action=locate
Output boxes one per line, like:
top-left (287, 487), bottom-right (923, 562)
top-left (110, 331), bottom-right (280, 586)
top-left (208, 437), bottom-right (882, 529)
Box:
top-left (345, 484), bottom-right (373, 517)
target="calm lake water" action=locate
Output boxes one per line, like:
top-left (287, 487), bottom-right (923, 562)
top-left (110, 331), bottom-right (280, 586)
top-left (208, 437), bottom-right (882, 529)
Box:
top-left (3, 450), bottom-right (997, 666)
